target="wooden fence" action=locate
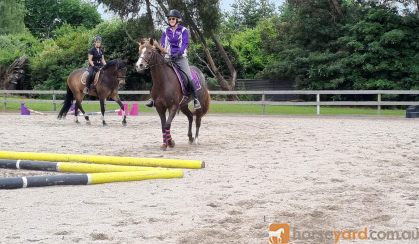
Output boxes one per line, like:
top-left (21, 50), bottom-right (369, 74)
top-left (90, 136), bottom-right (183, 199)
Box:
top-left (1, 90), bottom-right (418, 115)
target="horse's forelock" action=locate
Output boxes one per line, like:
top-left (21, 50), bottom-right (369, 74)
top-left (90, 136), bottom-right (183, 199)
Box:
top-left (117, 60), bottom-right (127, 70)
top-left (139, 38), bottom-right (148, 45)
top-left (103, 59), bottom-right (124, 70)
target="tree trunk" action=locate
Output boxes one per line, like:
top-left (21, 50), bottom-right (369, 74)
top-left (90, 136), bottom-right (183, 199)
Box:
top-left (156, 0), bottom-right (168, 14)
top-left (211, 32), bottom-right (237, 89)
top-left (328, 0), bottom-right (342, 17)
top-left (158, 0), bottom-right (236, 94)
top-left (181, 6), bottom-right (236, 93)
top-left (415, 0), bottom-right (419, 15)
top-left (145, 0), bottom-right (154, 30)
top-left (192, 30), bottom-right (235, 92)
top-left (0, 65), bottom-right (6, 89)
top-left (4, 56), bottom-right (28, 90)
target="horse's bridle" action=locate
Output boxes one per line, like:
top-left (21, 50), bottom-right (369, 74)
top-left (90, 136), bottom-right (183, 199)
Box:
top-left (139, 48), bottom-right (171, 70)
top-left (117, 67), bottom-right (127, 79)
top-left (99, 65), bottom-right (127, 82)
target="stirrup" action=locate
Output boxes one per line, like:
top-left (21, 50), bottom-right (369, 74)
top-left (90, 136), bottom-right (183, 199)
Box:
top-left (145, 99), bottom-right (154, 107)
top-left (193, 99), bottom-right (201, 110)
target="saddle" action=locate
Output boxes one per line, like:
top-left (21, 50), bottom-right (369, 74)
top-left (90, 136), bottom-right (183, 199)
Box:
top-left (171, 64), bottom-right (202, 96)
top-left (80, 69), bottom-right (101, 87)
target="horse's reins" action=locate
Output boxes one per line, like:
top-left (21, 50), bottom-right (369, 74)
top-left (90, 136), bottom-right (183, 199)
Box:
top-left (141, 49), bottom-right (191, 86)
top-left (96, 65), bottom-right (127, 83)
top-left (141, 49), bottom-right (172, 69)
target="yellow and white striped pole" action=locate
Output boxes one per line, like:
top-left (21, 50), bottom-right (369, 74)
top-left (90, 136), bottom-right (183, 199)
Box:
top-left (0, 151), bottom-right (205, 169)
top-left (88, 170), bottom-right (183, 184)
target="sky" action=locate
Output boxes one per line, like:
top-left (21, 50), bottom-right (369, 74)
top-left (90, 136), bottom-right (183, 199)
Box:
top-left (219, 0), bottom-right (285, 12)
top-left (99, 0), bottom-right (286, 20)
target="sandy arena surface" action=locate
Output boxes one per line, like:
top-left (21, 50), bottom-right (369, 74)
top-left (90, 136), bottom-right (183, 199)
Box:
top-left (0, 113), bottom-right (418, 243)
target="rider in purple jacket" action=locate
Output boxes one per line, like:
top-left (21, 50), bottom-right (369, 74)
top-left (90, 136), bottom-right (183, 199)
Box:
top-left (146, 9), bottom-right (201, 110)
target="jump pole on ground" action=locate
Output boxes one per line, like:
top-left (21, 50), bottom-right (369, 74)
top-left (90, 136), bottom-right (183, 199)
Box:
top-left (0, 151), bottom-right (205, 169)
top-left (0, 159), bottom-right (172, 173)
top-left (0, 170), bottom-right (184, 190)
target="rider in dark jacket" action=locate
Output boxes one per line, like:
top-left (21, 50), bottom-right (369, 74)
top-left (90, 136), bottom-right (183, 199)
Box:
top-left (84, 36), bottom-right (106, 94)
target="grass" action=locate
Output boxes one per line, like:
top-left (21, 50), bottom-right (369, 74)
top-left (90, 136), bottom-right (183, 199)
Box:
top-left (208, 104), bottom-right (404, 116)
top-left (0, 97), bottom-right (405, 116)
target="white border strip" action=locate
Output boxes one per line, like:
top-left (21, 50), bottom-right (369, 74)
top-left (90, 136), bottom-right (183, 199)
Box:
top-left (22, 177), bottom-right (28, 188)
top-left (16, 160), bottom-right (21, 169)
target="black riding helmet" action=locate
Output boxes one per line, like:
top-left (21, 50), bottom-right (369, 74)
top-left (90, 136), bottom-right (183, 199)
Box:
top-left (94, 35), bottom-right (102, 42)
top-left (166, 9), bottom-right (182, 21)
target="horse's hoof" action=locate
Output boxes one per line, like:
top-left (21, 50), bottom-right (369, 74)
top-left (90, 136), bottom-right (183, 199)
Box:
top-left (122, 121), bottom-right (127, 127)
top-left (194, 138), bottom-right (199, 145)
top-left (102, 121), bottom-right (108, 126)
top-left (168, 140), bottom-right (175, 148)
top-left (160, 143), bottom-right (168, 151)
top-left (188, 138), bottom-right (194, 144)
top-left (75, 120), bottom-right (80, 124)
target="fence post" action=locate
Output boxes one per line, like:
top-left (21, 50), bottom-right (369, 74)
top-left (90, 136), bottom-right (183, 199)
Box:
top-left (52, 91), bottom-right (57, 112)
top-left (316, 93), bottom-right (320, 115)
top-left (377, 93), bottom-right (381, 114)
top-left (3, 93), bottom-right (6, 112)
top-left (262, 91), bottom-right (266, 114)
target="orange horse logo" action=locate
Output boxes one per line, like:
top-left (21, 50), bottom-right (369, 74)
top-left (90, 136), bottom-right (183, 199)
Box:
top-left (268, 223), bottom-right (290, 244)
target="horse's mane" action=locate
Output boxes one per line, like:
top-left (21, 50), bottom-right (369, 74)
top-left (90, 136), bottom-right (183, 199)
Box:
top-left (103, 59), bottom-right (126, 70)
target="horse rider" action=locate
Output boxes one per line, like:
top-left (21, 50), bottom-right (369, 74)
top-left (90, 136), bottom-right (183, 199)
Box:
top-left (145, 9), bottom-right (201, 110)
top-left (84, 35), bottom-right (106, 94)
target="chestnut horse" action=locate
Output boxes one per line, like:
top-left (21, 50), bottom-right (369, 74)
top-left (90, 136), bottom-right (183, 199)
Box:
top-left (58, 59), bottom-right (127, 126)
top-left (135, 38), bottom-right (210, 150)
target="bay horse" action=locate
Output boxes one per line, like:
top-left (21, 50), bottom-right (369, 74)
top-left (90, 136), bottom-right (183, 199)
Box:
top-left (135, 38), bottom-right (210, 150)
top-left (57, 59), bottom-right (128, 126)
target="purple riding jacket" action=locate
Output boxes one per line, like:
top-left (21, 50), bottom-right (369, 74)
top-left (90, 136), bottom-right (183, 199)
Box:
top-left (160, 24), bottom-right (189, 57)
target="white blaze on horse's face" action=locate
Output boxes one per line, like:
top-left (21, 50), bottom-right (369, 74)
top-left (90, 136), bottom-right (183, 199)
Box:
top-left (136, 47), bottom-right (147, 72)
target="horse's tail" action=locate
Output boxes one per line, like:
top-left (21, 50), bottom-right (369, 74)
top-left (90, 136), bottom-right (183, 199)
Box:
top-left (192, 66), bottom-right (210, 116)
top-left (57, 86), bottom-right (74, 119)
top-left (197, 87), bottom-right (210, 116)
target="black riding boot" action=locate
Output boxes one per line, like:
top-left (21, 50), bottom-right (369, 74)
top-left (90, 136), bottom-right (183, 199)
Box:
top-left (188, 78), bottom-right (201, 110)
top-left (84, 74), bottom-right (93, 94)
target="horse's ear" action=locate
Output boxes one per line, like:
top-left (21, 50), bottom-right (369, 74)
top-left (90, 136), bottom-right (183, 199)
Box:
top-left (139, 38), bottom-right (145, 45)
top-left (149, 38), bottom-right (154, 46)
top-left (153, 41), bottom-right (161, 51)
top-left (119, 59), bottom-right (128, 68)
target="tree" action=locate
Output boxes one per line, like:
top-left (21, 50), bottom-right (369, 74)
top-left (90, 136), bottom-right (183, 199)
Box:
top-left (257, 0), bottom-right (344, 83)
top-left (24, 0), bottom-right (102, 38)
top-left (29, 20), bottom-right (151, 91)
top-left (336, 3), bottom-right (419, 90)
top-left (30, 25), bottom-right (92, 89)
top-left (0, 0), bottom-right (26, 35)
top-left (226, 0), bottom-right (277, 29)
top-left (258, 0), bottom-right (419, 90)
top-left (230, 18), bottom-right (276, 78)
top-left (170, 0), bottom-right (238, 92)
top-left (97, 0), bottom-right (238, 93)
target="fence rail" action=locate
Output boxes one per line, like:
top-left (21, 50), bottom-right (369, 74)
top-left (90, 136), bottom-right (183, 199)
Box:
top-left (1, 90), bottom-right (418, 115)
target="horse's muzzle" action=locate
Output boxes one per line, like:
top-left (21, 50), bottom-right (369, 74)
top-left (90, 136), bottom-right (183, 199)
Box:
top-left (136, 66), bottom-right (146, 73)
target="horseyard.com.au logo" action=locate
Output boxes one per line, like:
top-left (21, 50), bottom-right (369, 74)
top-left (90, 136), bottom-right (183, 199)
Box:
top-left (268, 223), bottom-right (290, 244)
top-left (268, 223), bottom-right (419, 243)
